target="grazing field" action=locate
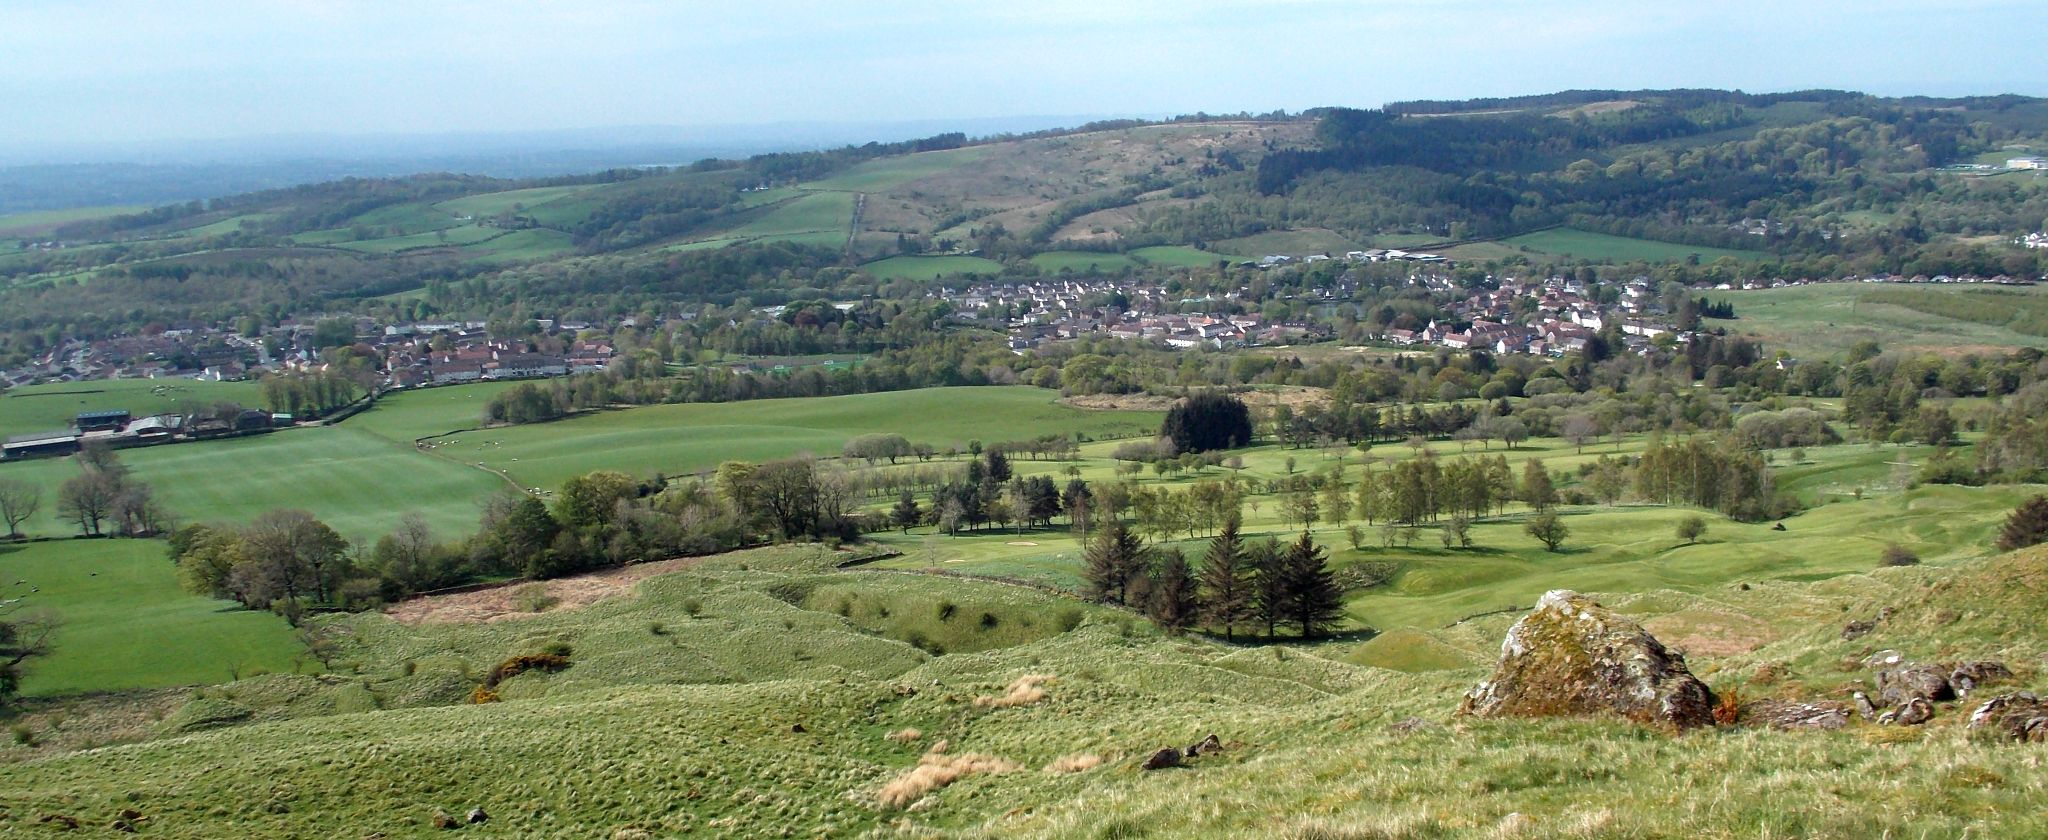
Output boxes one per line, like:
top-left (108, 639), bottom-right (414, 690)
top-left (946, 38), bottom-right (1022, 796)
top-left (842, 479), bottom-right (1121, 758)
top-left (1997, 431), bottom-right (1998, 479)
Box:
top-left (1213, 228), bottom-right (1360, 257)
top-left (346, 202), bottom-right (464, 236)
top-left (460, 228), bottom-right (576, 263)
top-left (1704, 283), bottom-right (2048, 357)
top-left (1028, 251), bottom-right (1137, 273)
top-left (0, 429), bottom-right (502, 543)
top-left (1129, 245), bottom-right (1236, 268)
top-left (349, 383), bottom-right (523, 442)
top-left (432, 185), bottom-right (592, 219)
top-left (807, 146), bottom-right (989, 191)
top-left (0, 539), bottom-right (308, 697)
top-left (0, 205), bottom-right (146, 238)
top-left (329, 224), bottom-right (503, 254)
top-left (0, 378), bottom-right (264, 435)
top-left (1500, 227), bottom-right (1766, 262)
top-left (459, 386), bottom-right (1161, 489)
top-left (861, 254), bottom-right (1005, 280)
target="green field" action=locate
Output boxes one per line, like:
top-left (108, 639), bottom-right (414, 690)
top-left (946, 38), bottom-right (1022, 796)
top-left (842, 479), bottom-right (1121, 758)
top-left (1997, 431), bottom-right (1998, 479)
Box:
top-left (1028, 251), bottom-right (1138, 273)
top-left (0, 379), bottom-right (265, 437)
top-left (457, 386), bottom-right (1161, 489)
top-left (1704, 283), bottom-right (2048, 357)
top-left (1129, 245), bottom-right (1237, 268)
top-left (0, 539), bottom-right (308, 697)
top-left (1501, 227), bottom-right (1766, 262)
top-left (0, 205), bottom-right (146, 238)
top-left (460, 228), bottom-right (576, 263)
top-left (349, 382), bottom-right (522, 442)
top-left (0, 428), bottom-right (502, 544)
top-left (330, 224), bottom-right (504, 254)
top-left (1212, 229), bottom-right (1360, 257)
top-left (860, 254), bottom-right (1005, 281)
top-left (432, 186), bottom-right (593, 219)
top-left (807, 146), bottom-right (988, 191)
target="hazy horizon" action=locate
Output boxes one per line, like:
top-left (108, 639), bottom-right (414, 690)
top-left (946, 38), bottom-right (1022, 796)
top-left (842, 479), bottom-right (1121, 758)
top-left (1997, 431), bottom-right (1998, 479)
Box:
top-left (5, 0), bottom-right (2045, 160)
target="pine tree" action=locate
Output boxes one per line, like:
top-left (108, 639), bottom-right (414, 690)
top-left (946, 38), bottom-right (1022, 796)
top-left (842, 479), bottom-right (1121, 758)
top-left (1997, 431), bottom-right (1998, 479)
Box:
top-left (1280, 531), bottom-right (1346, 639)
top-left (1082, 520), bottom-right (1145, 604)
top-left (1249, 538), bottom-right (1288, 640)
top-left (891, 490), bottom-right (921, 533)
top-left (1998, 495), bottom-right (2048, 552)
top-left (1197, 517), bottom-right (1253, 640)
top-left (1145, 548), bottom-right (1200, 634)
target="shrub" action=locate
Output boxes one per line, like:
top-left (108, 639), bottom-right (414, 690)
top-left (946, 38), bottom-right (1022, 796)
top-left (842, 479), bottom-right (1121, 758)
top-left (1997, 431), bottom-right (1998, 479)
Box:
top-left (1880, 544), bottom-right (1921, 567)
top-left (512, 583), bottom-right (559, 613)
top-left (1676, 515), bottom-right (1708, 544)
top-left (485, 653), bottom-right (571, 688)
top-left (1712, 688), bottom-right (1742, 726)
top-left (1996, 495), bottom-right (2048, 552)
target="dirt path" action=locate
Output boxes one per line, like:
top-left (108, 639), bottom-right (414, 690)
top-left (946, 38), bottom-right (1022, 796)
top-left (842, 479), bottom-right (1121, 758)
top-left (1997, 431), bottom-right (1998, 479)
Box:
top-left (383, 556), bottom-right (705, 625)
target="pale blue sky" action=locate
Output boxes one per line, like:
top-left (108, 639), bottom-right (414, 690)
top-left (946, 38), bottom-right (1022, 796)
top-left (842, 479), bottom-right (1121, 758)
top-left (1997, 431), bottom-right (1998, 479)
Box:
top-left (3, 0), bottom-right (2043, 150)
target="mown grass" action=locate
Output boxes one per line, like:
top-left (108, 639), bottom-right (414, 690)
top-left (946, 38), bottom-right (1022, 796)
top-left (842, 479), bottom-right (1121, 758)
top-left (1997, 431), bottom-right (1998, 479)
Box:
top-left (0, 378), bottom-right (264, 436)
top-left (861, 254), bottom-right (1006, 281)
top-left (0, 539), bottom-right (308, 697)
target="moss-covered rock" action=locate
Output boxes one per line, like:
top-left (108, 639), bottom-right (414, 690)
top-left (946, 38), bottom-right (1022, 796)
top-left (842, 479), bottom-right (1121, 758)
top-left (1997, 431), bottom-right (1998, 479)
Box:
top-left (1459, 590), bottom-right (1717, 729)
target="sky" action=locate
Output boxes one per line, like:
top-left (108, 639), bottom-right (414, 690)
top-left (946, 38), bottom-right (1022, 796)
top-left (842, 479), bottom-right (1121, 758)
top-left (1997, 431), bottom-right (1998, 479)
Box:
top-left (3, 0), bottom-right (2045, 155)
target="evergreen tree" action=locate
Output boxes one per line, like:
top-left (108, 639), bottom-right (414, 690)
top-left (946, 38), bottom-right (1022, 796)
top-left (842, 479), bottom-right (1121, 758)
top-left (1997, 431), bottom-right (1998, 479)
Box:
top-left (1197, 516), bottom-right (1254, 641)
top-left (1145, 548), bottom-right (1201, 634)
top-left (1082, 520), bottom-right (1146, 605)
top-left (1279, 531), bottom-right (1346, 639)
top-left (1997, 495), bottom-right (2048, 552)
top-left (1249, 538), bottom-right (1288, 640)
top-left (1161, 391), bottom-right (1254, 453)
top-left (891, 490), bottom-right (921, 533)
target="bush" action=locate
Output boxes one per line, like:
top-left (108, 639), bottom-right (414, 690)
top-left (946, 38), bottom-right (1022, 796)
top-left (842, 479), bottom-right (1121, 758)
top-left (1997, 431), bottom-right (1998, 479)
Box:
top-left (512, 583), bottom-right (559, 613)
top-left (1996, 495), bottom-right (2048, 552)
top-left (1880, 544), bottom-right (1921, 567)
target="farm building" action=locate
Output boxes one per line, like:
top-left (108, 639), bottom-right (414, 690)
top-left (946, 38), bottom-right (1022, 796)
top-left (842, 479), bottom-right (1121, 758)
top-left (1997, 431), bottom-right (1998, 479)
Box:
top-left (74, 410), bottom-right (132, 432)
top-left (3, 431), bottom-right (81, 460)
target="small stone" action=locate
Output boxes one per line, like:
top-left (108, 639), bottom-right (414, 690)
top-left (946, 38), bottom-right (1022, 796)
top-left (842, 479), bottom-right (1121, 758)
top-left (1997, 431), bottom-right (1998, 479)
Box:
top-left (431, 811), bottom-right (459, 830)
top-left (790, 723), bottom-right (807, 734)
top-left (466, 807), bottom-right (489, 825)
top-left (1892, 697), bottom-right (1934, 726)
top-left (1184, 733), bottom-right (1221, 757)
top-left (1141, 747), bottom-right (1182, 770)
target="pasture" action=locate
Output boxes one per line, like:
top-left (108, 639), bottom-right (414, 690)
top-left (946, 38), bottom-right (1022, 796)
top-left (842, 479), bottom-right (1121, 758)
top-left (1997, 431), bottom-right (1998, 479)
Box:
top-left (432, 185), bottom-right (593, 219)
top-left (1213, 228), bottom-right (1361, 257)
top-left (806, 146), bottom-right (989, 191)
top-left (1703, 283), bottom-right (2048, 357)
top-left (0, 539), bottom-right (308, 697)
top-left (0, 378), bottom-right (264, 436)
top-left (0, 206), bottom-right (145, 239)
top-left (1028, 251), bottom-right (1137, 273)
top-left (1129, 245), bottom-right (1236, 268)
top-left (860, 254), bottom-right (1005, 281)
top-left (1500, 227), bottom-right (1765, 262)
top-left (458, 386), bottom-right (1163, 489)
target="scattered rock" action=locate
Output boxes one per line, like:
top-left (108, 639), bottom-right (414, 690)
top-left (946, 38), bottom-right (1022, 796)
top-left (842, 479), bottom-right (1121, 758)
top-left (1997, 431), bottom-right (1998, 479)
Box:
top-left (431, 810), bottom-right (459, 830)
top-left (38, 814), bottom-right (79, 830)
top-left (1386, 717), bottom-right (1442, 736)
top-left (1948, 661), bottom-right (2013, 697)
top-left (118, 809), bottom-right (143, 822)
top-left (1852, 691), bottom-right (1877, 720)
top-left (1886, 697), bottom-right (1934, 726)
top-left (1458, 590), bottom-right (1717, 729)
top-left (1747, 699), bottom-right (1852, 731)
top-left (111, 819), bottom-right (136, 833)
top-left (1967, 693), bottom-right (2048, 743)
top-left (1875, 662), bottom-right (1954, 707)
top-left (1140, 748), bottom-right (1182, 770)
top-left (790, 723), bottom-right (807, 734)
top-left (1184, 733), bottom-right (1221, 757)
top-left (1840, 618), bottom-right (1877, 641)
top-left (466, 807), bottom-right (489, 825)
top-left (1862, 650), bottom-right (1906, 669)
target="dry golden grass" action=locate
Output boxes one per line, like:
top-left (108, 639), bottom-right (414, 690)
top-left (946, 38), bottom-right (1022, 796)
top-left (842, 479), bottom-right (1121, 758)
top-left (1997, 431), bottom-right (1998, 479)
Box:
top-left (974, 674), bottom-right (1053, 709)
top-left (877, 752), bottom-right (1020, 810)
top-left (884, 727), bottom-right (923, 744)
top-left (1043, 753), bottom-right (1102, 774)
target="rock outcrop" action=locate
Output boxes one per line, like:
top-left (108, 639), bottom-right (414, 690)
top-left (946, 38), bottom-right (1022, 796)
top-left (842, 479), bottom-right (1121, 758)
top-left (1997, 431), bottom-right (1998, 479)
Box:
top-left (1747, 699), bottom-right (1852, 731)
top-left (1967, 693), bottom-right (2048, 743)
top-left (1459, 590), bottom-right (1717, 729)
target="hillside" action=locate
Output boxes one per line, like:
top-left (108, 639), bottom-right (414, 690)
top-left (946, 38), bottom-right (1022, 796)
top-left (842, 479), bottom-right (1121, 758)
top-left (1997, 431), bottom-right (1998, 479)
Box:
top-left (3, 536), bottom-right (2044, 837)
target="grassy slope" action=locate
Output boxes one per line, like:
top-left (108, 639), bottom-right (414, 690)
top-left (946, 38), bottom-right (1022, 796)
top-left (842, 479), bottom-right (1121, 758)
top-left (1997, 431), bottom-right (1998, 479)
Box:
top-left (807, 147), bottom-right (992, 191)
top-left (0, 379), bottom-right (265, 436)
top-left (1704, 284), bottom-right (2048, 357)
top-left (0, 539), bottom-right (308, 697)
top-left (0, 206), bottom-right (146, 238)
top-left (3, 540), bottom-right (2043, 837)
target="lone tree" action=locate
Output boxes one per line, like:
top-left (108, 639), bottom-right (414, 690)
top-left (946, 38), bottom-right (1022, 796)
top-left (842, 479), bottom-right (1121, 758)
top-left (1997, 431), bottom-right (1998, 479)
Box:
top-left (0, 607), bottom-right (60, 705)
top-left (1161, 391), bottom-right (1254, 453)
top-left (891, 491), bottom-right (921, 534)
top-left (1525, 512), bottom-right (1570, 552)
top-left (0, 479), bottom-right (39, 539)
top-left (1676, 515), bottom-right (1707, 545)
top-left (1997, 495), bottom-right (2048, 552)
